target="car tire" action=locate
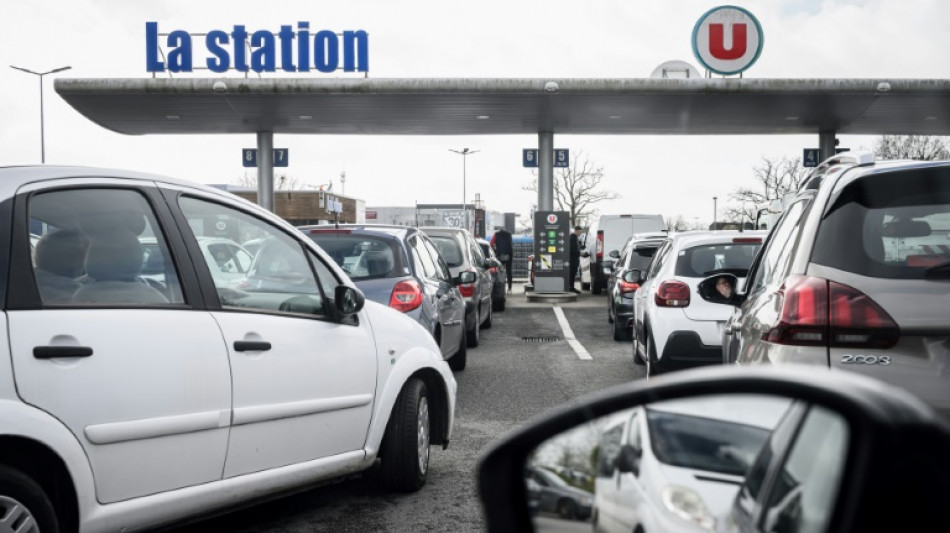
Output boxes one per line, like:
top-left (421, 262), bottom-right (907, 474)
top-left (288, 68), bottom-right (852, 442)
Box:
top-left (591, 281), bottom-right (602, 295)
top-left (481, 300), bottom-right (493, 329)
top-left (557, 498), bottom-right (578, 520)
top-left (449, 330), bottom-right (467, 371)
top-left (633, 333), bottom-right (645, 365)
top-left (0, 465), bottom-right (59, 533)
top-left (613, 317), bottom-right (631, 341)
top-left (607, 300), bottom-right (614, 323)
top-left (493, 294), bottom-right (506, 312)
top-left (381, 378), bottom-right (430, 492)
top-left (466, 308), bottom-right (480, 347)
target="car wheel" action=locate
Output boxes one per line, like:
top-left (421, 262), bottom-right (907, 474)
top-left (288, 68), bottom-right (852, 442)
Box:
top-left (493, 294), bottom-right (506, 312)
top-left (633, 332), bottom-right (645, 365)
top-left (466, 308), bottom-right (480, 347)
top-left (613, 316), bottom-right (631, 341)
top-left (607, 300), bottom-right (614, 323)
top-left (481, 300), bottom-right (493, 329)
top-left (0, 465), bottom-right (59, 533)
top-left (381, 378), bottom-right (430, 492)
top-left (591, 281), bottom-right (602, 295)
top-left (449, 329), bottom-right (467, 371)
top-left (557, 498), bottom-right (578, 520)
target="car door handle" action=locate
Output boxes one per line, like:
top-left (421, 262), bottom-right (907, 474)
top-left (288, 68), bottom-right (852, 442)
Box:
top-left (234, 341), bottom-right (272, 352)
top-left (33, 346), bottom-right (94, 359)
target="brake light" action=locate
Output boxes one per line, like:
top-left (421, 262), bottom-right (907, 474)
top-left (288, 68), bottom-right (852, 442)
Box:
top-left (619, 281), bottom-right (640, 294)
top-left (596, 231), bottom-right (604, 261)
top-left (655, 280), bottom-right (690, 307)
top-left (459, 272), bottom-right (476, 297)
top-left (733, 237), bottom-right (762, 243)
top-left (764, 275), bottom-right (899, 348)
top-left (389, 279), bottom-right (424, 312)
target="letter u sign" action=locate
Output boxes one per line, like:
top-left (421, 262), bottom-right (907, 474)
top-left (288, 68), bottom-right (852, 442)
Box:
top-left (692, 6), bottom-right (763, 76)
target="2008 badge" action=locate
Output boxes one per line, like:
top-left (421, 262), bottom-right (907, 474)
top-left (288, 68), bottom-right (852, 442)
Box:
top-left (841, 354), bottom-right (891, 366)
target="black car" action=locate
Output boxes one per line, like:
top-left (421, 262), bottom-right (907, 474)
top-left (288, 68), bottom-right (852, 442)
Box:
top-left (302, 224), bottom-right (473, 370)
top-left (524, 465), bottom-right (593, 521)
top-left (606, 232), bottom-right (668, 341)
top-left (477, 238), bottom-right (507, 312)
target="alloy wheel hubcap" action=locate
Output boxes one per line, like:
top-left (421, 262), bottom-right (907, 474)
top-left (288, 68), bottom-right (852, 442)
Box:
top-left (0, 496), bottom-right (39, 533)
top-left (417, 397), bottom-right (430, 474)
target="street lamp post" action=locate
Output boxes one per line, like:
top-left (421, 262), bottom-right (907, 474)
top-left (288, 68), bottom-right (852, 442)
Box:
top-left (449, 148), bottom-right (480, 233)
top-left (10, 65), bottom-right (72, 164)
top-left (713, 196), bottom-right (718, 229)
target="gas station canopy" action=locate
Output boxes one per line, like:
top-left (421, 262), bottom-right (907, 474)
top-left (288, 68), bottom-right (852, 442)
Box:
top-left (55, 77), bottom-right (950, 136)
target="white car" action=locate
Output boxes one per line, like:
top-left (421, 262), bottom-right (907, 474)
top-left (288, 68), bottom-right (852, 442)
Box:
top-left (589, 394), bottom-right (791, 533)
top-left (633, 231), bottom-right (766, 377)
top-left (8, 166), bottom-right (456, 532)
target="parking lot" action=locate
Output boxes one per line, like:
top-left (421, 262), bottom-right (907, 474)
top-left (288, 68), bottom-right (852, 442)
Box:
top-left (164, 282), bottom-right (639, 532)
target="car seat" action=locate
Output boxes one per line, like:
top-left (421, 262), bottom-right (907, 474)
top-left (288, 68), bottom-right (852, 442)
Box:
top-left (33, 229), bottom-right (89, 303)
top-left (364, 251), bottom-right (393, 277)
top-left (73, 229), bottom-right (169, 305)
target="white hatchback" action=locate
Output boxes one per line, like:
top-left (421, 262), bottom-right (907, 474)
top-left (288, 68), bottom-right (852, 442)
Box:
top-left (632, 231), bottom-right (765, 377)
top-left (2, 166), bottom-right (457, 532)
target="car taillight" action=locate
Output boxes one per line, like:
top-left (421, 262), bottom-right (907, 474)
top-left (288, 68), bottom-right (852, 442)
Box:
top-left (389, 279), bottom-right (424, 312)
top-left (764, 275), bottom-right (899, 348)
top-left (596, 231), bottom-right (604, 261)
top-left (619, 281), bottom-right (640, 294)
top-left (459, 272), bottom-right (476, 297)
top-left (655, 280), bottom-right (690, 307)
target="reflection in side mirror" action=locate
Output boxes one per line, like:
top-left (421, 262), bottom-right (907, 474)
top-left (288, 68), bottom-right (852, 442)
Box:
top-left (609, 250), bottom-right (620, 259)
top-left (456, 271), bottom-right (477, 285)
top-left (623, 269), bottom-right (643, 284)
top-left (334, 285), bottom-right (365, 315)
top-left (698, 274), bottom-right (739, 306)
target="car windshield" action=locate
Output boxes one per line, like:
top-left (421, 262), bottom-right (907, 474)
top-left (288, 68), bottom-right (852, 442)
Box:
top-left (429, 235), bottom-right (465, 267)
top-left (646, 408), bottom-right (773, 476)
top-left (812, 168), bottom-right (950, 279)
top-left (675, 242), bottom-right (762, 277)
top-left (306, 233), bottom-right (398, 279)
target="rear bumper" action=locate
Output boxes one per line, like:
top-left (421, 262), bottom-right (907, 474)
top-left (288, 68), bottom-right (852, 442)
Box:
top-left (657, 331), bottom-right (723, 372)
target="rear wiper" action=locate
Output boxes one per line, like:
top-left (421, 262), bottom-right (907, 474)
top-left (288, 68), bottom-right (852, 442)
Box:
top-left (924, 261), bottom-right (950, 278)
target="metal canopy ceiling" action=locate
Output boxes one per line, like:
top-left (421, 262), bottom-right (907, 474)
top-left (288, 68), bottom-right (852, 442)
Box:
top-left (55, 77), bottom-right (950, 136)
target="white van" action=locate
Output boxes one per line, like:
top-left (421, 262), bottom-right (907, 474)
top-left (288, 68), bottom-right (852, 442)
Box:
top-left (581, 214), bottom-right (667, 294)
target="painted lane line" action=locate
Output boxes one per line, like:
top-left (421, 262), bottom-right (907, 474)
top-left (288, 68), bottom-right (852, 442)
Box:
top-left (553, 305), bottom-right (593, 360)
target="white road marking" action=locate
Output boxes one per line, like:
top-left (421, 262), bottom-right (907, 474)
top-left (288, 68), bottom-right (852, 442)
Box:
top-left (553, 305), bottom-right (593, 360)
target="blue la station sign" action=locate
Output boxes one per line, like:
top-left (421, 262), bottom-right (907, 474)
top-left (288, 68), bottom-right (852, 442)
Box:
top-left (146, 22), bottom-right (369, 74)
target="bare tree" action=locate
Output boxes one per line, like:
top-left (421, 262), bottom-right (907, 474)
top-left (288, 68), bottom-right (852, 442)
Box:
top-left (232, 172), bottom-right (304, 190)
top-left (524, 152), bottom-right (620, 227)
top-left (874, 135), bottom-right (950, 160)
top-left (724, 156), bottom-right (808, 225)
top-left (667, 214), bottom-right (705, 231)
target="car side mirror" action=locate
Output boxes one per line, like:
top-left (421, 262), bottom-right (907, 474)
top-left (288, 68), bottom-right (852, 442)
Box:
top-left (697, 274), bottom-right (740, 306)
top-left (623, 270), bottom-right (643, 284)
top-left (616, 444), bottom-right (641, 475)
top-left (334, 285), bottom-right (365, 316)
top-left (477, 365), bottom-right (950, 533)
top-left (455, 271), bottom-right (477, 285)
top-left (485, 258), bottom-right (501, 269)
top-left (609, 250), bottom-right (620, 259)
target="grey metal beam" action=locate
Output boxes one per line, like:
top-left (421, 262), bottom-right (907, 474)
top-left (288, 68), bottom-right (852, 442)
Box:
top-left (257, 131), bottom-right (274, 211)
top-left (538, 131), bottom-right (554, 211)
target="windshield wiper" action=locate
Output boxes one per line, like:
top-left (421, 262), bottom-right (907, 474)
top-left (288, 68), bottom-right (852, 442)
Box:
top-left (924, 261), bottom-right (950, 278)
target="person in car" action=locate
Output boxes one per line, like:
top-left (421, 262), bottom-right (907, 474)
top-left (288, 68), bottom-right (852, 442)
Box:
top-left (716, 276), bottom-right (733, 299)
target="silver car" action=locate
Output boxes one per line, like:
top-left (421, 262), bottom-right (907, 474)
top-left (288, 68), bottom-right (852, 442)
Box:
top-left (699, 152), bottom-right (950, 419)
top-left (420, 227), bottom-right (496, 348)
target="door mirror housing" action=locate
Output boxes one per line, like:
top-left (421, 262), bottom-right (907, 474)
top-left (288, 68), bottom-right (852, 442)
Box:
top-left (698, 274), bottom-right (741, 306)
top-left (624, 269), bottom-right (644, 284)
top-left (616, 444), bottom-right (641, 475)
top-left (477, 366), bottom-right (950, 533)
top-left (334, 285), bottom-right (365, 317)
top-left (455, 271), bottom-right (477, 285)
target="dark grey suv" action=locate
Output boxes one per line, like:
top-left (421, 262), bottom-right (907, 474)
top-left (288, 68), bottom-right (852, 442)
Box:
top-left (303, 224), bottom-right (474, 370)
top-left (698, 152), bottom-right (950, 419)
top-left (606, 232), bottom-right (667, 341)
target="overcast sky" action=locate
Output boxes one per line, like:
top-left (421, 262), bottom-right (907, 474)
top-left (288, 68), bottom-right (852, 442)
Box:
top-left (2, 0), bottom-right (948, 227)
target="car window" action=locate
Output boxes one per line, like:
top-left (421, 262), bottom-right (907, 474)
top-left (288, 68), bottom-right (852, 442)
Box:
top-left (469, 238), bottom-right (485, 266)
top-left (204, 241), bottom-right (253, 275)
top-left (597, 421), bottom-right (625, 477)
top-left (178, 197), bottom-right (328, 318)
top-left (409, 235), bottom-right (438, 279)
top-left (29, 188), bottom-right (185, 306)
top-left (626, 411), bottom-right (642, 452)
top-left (422, 237), bottom-right (453, 281)
top-left (748, 200), bottom-right (808, 294)
top-left (761, 406), bottom-right (849, 533)
top-left (646, 241), bottom-right (672, 280)
top-left (629, 247), bottom-right (659, 272)
top-left (305, 232), bottom-right (399, 279)
top-left (430, 235), bottom-right (464, 267)
top-left (674, 242), bottom-right (762, 277)
top-left (812, 169), bottom-right (950, 279)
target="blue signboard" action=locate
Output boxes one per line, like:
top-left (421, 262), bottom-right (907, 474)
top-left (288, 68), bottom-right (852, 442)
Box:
top-left (243, 148), bottom-right (289, 168)
top-left (803, 148), bottom-right (820, 168)
top-left (522, 149), bottom-right (569, 168)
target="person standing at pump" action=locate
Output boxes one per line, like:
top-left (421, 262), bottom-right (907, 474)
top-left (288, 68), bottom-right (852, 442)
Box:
top-left (569, 226), bottom-right (583, 293)
top-left (491, 227), bottom-right (514, 294)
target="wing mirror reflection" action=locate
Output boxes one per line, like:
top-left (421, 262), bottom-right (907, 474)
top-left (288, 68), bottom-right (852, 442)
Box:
top-left (609, 250), bottom-right (620, 259)
top-left (623, 269), bottom-right (644, 284)
top-left (698, 273), bottom-right (740, 306)
top-left (334, 285), bottom-right (365, 316)
top-left (477, 366), bottom-right (950, 533)
top-left (455, 271), bottom-right (477, 285)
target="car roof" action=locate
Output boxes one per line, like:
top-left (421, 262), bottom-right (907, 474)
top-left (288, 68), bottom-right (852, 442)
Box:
top-left (646, 394), bottom-right (793, 429)
top-left (668, 230), bottom-right (768, 248)
top-left (298, 223), bottom-right (413, 239)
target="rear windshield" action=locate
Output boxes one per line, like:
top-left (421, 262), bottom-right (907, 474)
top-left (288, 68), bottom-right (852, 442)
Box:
top-left (812, 168), bottom-right (950, 279)
top-left (628, 247), bottom-right (659, 271)
top-left (429, 236), bottom-right (465, 267)
top-left (646, 409), bottom-right (771, 477)
top-left (305, 233), bottom-right (399, 279)
top-left (674, 242), bottom-right (762, 277)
